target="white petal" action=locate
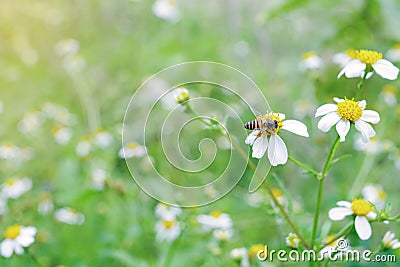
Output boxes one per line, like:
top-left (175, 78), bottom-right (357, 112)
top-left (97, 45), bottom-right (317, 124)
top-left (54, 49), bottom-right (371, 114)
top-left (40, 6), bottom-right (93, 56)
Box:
top-left (366, 211), bottom-right (377, 220)
top-left (0, 239), bottom-right (15, 258)
top-left (328, 207), bottom-right (353, 221)
top-left (317, 112), bottom-right (341, 132)
top-left (365, 71), bottom-right (374, 79)
top-left (267, 135), bottom-right (288, 166)
top-left (338, 59), bottom-right (366, 78)
top-left (355, 120), bottom-right (376, 143)
top-left (333, 97), bottom-right (344, 103)
top-left (277, 113), bottom-right (285, 120)
top-left (358, 100), bottom-right (366, 109)
top-left (281, 120), bottom-right (309, 137)
top-left (335, 119), bottom-right (350, 142)
top-left (245, 131), bottom-right (258, 145)
top-left (315, 104), bottom-right (338, 117)
top-left (360, 110), bottom-right (380, 124)
top-left (392, 241), bottom-right (400, 249)
top-left (336, 201), bottom-right (352, 208)
top-left (252, 135), bottom-right (268, 159)
top-left (372, 59), bottom-right (400, 80)
top-left (355, 216), bottom-right (372, 240)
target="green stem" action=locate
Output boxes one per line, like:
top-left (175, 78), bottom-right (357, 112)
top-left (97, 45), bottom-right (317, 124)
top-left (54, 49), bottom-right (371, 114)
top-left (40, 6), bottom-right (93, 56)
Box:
top-left (318, 221), bottom-right (353, 251)
top-left (348, 154), bottom-right (374, 198)
top-left (355, 71), bottom-right (368, 101)
top-left (311, 136), bottom-right (341, 249)
top-left (27, 249), bottom-right (43, 267)
top-left (288, 156), bottom-right (320, 177)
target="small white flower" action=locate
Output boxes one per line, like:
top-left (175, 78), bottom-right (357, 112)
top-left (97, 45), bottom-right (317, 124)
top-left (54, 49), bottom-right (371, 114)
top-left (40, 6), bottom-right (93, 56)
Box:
top-left (269, 188), bottom-right (287, 209)
top-left (328, 199), bottom-right (377, 240)
top-left (0, 225), bottom-right (37, 258)
top-left (93, 130), bottom-right (113, 148)
top-left (118, 142), bottom-right (146, 159)
top-left (315, 98), bottom-right (380, 143)
top-left (55, 208), bottom-right (85, 225)
top-left (42, 103), bottom-right (76, 125)
top-left (379, 85), bottom-right (397, 106)
top-left (319, 235), bottom-right (349, 258)
top-left (174, 87), bottom-right (189, 103)
top-left (152, 0), bottom-right (181, 22)
top-left (54, 39), bottom-right (80, 57)
top-left (245, 112), bottom-right (309, 166)
top-left (300, 51), bottom-right (323, 71)
top-left (38, 193), bottom-right (54, 215)
top-left (332, 49), bottom-right (357, 68)
top-left (382, 231), bottom-right (400, 250)
top-left (353, 135), bottom-right (386, 155)
top-left (76, 136), bottom-right (91, 157)
top-left (213, 228), bottom-right (234, 241)
top-left (230, 247), bottom-right (249, 267)
top-left (0, 143), bottom-right (21, 160)
top-left (18, 111), bottom-right (44, 134)
top-left (52, 126), bottom-right (72, 145)
top-left (338, 49), bottom-right (399, 80)
top-left (386, 44), bottom-right (400, 62)
top-left (155, 219), bottom-right (181, 243)
top-left (197, 211), bottom-right (232, 230)
top-left (362, 184), bottom-right (386, 210)
top-left (155, 203), bottom-right (182, 220)
top-left (285, 233), bottom-right (300, 248)
top-left (1, 177), bottom-right (32, 199)
top-left (91, 169), bottom-right (107, 190)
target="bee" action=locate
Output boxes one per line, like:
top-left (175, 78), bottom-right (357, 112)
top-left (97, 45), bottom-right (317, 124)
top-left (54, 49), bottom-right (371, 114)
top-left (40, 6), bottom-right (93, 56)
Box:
top-left (244, 114), bottom-right (278, 135)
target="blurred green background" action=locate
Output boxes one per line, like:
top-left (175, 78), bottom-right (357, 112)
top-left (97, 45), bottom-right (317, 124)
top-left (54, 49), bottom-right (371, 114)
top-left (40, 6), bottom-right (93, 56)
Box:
top-left (1, 0), bottom-right (400, 266)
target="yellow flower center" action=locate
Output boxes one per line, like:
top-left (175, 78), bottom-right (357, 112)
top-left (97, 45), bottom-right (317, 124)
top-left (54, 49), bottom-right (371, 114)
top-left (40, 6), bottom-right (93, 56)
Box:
top-left (248, 244), bottom-right (266, 259)
top-left (324, 234), bottom-right (337, 246)
top-left (168, 0), bottom-right (176, 6)
top-left (302, 51), bottom-right (317, 60)
top-left (382, 85), bottom-right (397, 95)
top-left (162, 220), bottom-right (175, 229)
top-left (393, 44), bottom-right (400, 49)
top-left (271, 188), bottom-right (284, 199)
top-left (378, 189), bottom-right (386, 200)
top-left (210, 211), bottom-right (222, 218)
top-left (5, 178), bottom-right (15, 186)
top-left (356, 49), bottom-right (382, 64)
top-left (337, 99), bottom-right (363, 121)
top-left (351, 198), bottom-right (374, 216)
top-left (286, 234), bottom-right (299, 248)
top-left (4, 225), bottom-right (21, 239)
top-left (345, 49), bottom-right (357, 59)
top-left (126, 142), bottom-right (139, 149)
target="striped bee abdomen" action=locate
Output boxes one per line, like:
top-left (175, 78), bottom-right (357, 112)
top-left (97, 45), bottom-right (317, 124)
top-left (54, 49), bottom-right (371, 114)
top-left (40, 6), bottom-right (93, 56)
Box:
top-left (244, 119), bottom-right (260, 130)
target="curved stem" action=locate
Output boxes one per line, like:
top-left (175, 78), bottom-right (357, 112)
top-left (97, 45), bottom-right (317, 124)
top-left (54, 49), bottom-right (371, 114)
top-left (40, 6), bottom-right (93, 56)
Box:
top-left (288, 156), bottom-right (320, 177)
top-left (318, 221), bottom-right (353, 252)
top-left (311, 136), bottom-right (341, 249)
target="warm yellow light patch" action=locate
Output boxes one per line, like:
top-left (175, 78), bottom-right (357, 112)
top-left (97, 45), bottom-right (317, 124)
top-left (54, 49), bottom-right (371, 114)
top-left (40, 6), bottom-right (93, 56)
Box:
top-left (248, 244), bottom-right (266, 259)
top-left (378, 189), bottom-right (386, 200)
top-left (345, 49), bottom-right (357, 59)
top-left (302, 51), bottom-right (317, 60)
top-left (324, 234), bottom-right (337, 246)
top-left (393, 44), bottom-right (400, 49)
top-left (162, 220), bottom-right (175, 229)
top-left (4, 225), bottom-right (21, 239)
top-left (168, 0), bottom-right (176, 6)
top-left (5, 178), bottom-right (16, 186)
top-left (351, 198), bottom-right (374, 216)
top-left (210, 211), bottom-right (222, 218)
top-left (382, 85), bottom-right (397, 95)
top-left (356, 49), bottom-right (382, 64)
top-left (337, 99), bottom-right (363, 121)
top-left (271, 188), bottom-right (284, 199)
top-left (126, 142), bottom-right (139, 149)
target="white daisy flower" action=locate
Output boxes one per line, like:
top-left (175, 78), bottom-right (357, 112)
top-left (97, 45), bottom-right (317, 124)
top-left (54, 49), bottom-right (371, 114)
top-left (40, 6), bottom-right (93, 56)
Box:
top-left (18, 111), bottom-right (44, 134)
top-left (152, 0), bottom-right (181, 23)
top-left (155, 219), bottom-right (181, 243)
top-left (0, 225), bottom-right (37, 258)
top-left (174, 87), bottom-right (189, 104)
top-left (353, 135), bottom-right (388, 155)
top-left (41, 103), bottom-right (76, 126)
top-left (76, 136), bottom-right (91, 157)
top-left (285, 233), bottom-right (300, 248)
top-left (91, 169), bottom-right (107, 190)
top-left (1, 177), bottom-right (32, 199)
top-left (386, 44), bottom-right (400, 62)
top-left (379, 85), bottom-right (397, 106)
top-left (382, 231), bottom-right (400, 250)
top-left (299, 51), bottom-right (323, 71)
top-left (315, 98), bottom-right (380, 143)
top-left (245, 112), bottom-right (309, 166)
top-left (328, 198), bottom-right (377, 240)
top-left (269, 188), bottom-right (287, 209)
top-left (0, 143), bottom-right (21, 160)
top-left (213, 228), bottom-right (234, 241)
top-left (38, 193), bottom-right (54, 215)
top-left (93, 129), bottom-right (113, 148)
top-left (332, 49), bottom-right (357, 68)
top-left (52, 126), bottom-right (72, 145)
top-left (361, 184), bottom-right (386, 210)
top-left (55, 207), bottom-right (85, 225)
top-left (155, 203), bottom-right (182, 220)
top-left (118, 142), bottom-right (146, 159)
top-left (338, 49), bottom-right (399, 80)
top-left (197, 211), bottom-right (232, 230)
top-left (230, 247), bottom-right (250, 267)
